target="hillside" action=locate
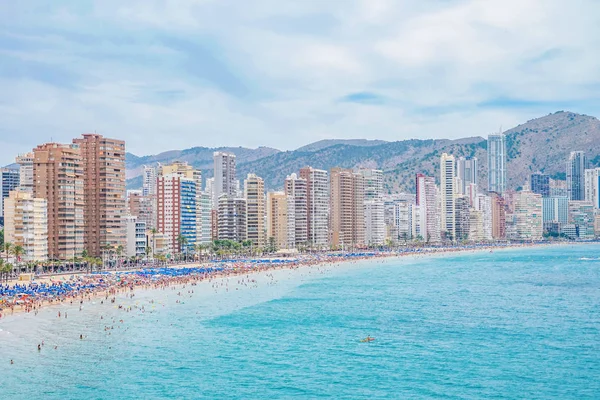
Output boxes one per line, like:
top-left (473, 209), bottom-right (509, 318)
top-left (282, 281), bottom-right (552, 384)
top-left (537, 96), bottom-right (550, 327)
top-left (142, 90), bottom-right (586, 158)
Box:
top-left (126, 111), bottom-right (600, 193)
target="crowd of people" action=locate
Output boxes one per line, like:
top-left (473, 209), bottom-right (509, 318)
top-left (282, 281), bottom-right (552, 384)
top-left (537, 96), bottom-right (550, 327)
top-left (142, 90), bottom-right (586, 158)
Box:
top-left (0, 242), bottom-right (547, 319)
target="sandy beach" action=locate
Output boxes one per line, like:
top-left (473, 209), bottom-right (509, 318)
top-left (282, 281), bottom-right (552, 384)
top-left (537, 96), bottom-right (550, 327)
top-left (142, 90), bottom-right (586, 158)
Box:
top-left (0, 242), bottom-right (570, 321)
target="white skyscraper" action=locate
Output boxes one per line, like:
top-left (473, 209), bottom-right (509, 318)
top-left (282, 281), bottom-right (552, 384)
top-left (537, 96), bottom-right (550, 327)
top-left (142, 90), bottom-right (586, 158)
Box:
top-left (584, 168), bottom-right (600, 209)
top-left (213, 152), bottom-right (237, 208)
top-left (456, 157), bottom-right (478, 195)
top-left (488, 133), bottom-right (507, 194)
top-left (440, 153), bottom-right (456, 240)
top-left (299, 167), bottom-right (329, 248)
top-left (142, 165), bottom-right (157, 197)
top-left (415, 174), bottom-right (441, 242)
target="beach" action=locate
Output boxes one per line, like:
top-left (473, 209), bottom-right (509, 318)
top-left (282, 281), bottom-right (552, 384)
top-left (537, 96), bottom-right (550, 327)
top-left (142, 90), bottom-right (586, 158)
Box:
top-left (0, 241), bottom-right (566, 321)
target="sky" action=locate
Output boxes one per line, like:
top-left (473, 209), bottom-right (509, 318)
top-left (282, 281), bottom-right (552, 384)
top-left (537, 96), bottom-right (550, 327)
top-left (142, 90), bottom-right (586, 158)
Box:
top-left (1, 0), bottom-right (600, 165)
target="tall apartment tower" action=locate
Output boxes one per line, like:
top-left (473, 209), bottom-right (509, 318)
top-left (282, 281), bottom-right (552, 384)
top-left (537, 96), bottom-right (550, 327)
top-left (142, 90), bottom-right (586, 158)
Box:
top-left (490, 192), bottom-right (506, 239)
top-left (4, 190), bottom-right (48, 261)
top-left (584, 168), bottom-right (600, 209)
top-left (33, 143), bottom-right (84, 260)
top-left (299, 167), bottom-right (329, 248)
top-left (217, 195), bottom-right (247, 242)
top-left (142, 165), bottom-right (157, 196)
top-left (488, 133), bottom-right (507, 194)
top-left (213, 152), bottom-right (237, 208)
top-left (244, 174), bottom-right (265, 247)
top-left (530, 173), bottom-right (550, 197)
top-left (157, 162), bottom-right (202, 253)
top-left (456, 157), bottom-right (478, 195)
top-left (440, 153), bottom-right (457, 240)
top-left (0, 168), bottom-right (20, 224)
top-left (567, 151), bottom-right (586, 201)
top-left (284, 173), bottom-right (308, 247)
top-left (16, 152), bottom-right (34, 192)
top-left (329, 168), bottom-right (365, 248)
top-left (415, 173), bottom-right (441, 242)
top-left (73, 134), bottom-right (126, 257)
top-left (266, 191), bottom-right (295, 250)
top-left (358, 169), bottom-right (384, 199)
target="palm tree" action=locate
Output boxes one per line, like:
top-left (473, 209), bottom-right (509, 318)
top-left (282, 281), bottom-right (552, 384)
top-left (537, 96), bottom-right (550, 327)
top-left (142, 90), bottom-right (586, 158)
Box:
top-left (11, 245), bottom-right (24, 272)
top-left (116, 245), bottom-right (124, 270)
top-left (4, 241), bottom-right (12, 262)
top-left (150, 228), bottom-right (158, 260)
top-left (177, 235), bottom-right (188, 261)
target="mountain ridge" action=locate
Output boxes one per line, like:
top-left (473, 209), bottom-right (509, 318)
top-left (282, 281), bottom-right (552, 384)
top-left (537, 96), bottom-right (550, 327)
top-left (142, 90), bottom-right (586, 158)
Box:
top-left (121, 111), bottom-right (600, 192)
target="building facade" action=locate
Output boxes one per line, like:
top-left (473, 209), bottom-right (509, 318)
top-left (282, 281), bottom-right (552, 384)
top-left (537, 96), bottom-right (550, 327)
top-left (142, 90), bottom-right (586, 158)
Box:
top-left (4, 190), bottom-right (48, 261)
top-left (329, 168), bottom-right (365, 248)
top-left (213, 152), bottom-right (237, 208)
top-left (73, 134), bottom-right (127, 257)
top-left (217, 195), bottom-right (247, 242)
top-left (567, 151), bottom-right (586, 201)
top-left (284, 173), bottom-right (308, 247)
top-left (0, 168), bottom-right (20, 224)
top-left (33, 143), bottom-right (84, 260)
top-left (299, 167), bottom-right (329, 248)
top-left (440, 153), bottom-right (456, 240)
top-left (488, 133), bottom-right (507, 194)
top-left (244, 174), bottom-right (265, 247)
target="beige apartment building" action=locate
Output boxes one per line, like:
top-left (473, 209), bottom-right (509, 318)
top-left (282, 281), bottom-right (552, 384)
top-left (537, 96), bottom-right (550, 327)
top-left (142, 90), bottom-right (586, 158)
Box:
top-left (73, 134), bottom-right (127, 257)
top-left (266, 191), bottom-right (294, 250)
top-left (329, 168), bottom-right (365, 249)
top-left (4, 190), bottom-right (49, 261)
top-left (33, 143), bottom-right (84, 260)
top-left (244, 174), bottom-right (265, 247)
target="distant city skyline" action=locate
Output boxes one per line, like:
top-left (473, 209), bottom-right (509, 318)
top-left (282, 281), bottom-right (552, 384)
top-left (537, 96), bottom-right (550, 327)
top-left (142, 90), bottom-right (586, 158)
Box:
top-left (2, 1), bottom-right (600, 165)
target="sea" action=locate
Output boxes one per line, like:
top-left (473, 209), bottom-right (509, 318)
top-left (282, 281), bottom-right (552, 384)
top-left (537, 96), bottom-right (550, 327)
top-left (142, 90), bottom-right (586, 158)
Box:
top-left (1, 244), bottom-right (600, 399)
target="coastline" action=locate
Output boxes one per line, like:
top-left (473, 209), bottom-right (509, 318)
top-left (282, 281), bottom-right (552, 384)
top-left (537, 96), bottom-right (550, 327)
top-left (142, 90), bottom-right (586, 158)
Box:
top-left (0, 241), bottom-right (579, 321)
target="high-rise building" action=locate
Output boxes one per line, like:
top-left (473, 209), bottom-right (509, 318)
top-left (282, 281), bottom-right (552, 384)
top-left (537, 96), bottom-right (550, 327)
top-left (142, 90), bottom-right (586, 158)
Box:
top-left (330, 168), bottom-right (365, 249)
top-left (512, 189), bottom-right (543, 241)
top-left (440, 153), bottom-right (456, 240)
top-left (358, 169), bottom-right (384, 199)
top-left (16, 153), bottom-right (34, 192)
top-left (217, 195), bottom-right (247, 242)
top-left (244, 174), bottom-right (265, 247)
top-left (4, 190), bottom-right (48, 261)
top-left (284, 173), bottom-right (308, 248)
top-left (299, 167), bottom-right (329, 248)
top-left (142, 165), bottom-right (157, 197)
top-left (454, 196), bottom-right (470, 241)
top-left (568, 201), bottom-right (595, 240)
top-left (125, 216), bottom-right (146, 258)
top-left (266, 191), bottom-right (295, 250)
top-left (199, 192), bottom-right (212, 244)
top-left (33, 143), bottom-right (84, 260)
top-left (584, 168), bottom-right (600, 209)
top-left (0, 168), bottom-right (20, 224)
top-left (456, 157), bottom-right (478, 195)
top-left (364, 200), bottom-right (385, 245)
top-left (567, 151), bottom-right (586, 201)
top-left (542, 196), bottom-right (569, 225)
top-left (530, 173), bottom-right (550, 197)
top-left (488, 133), bottom-right (507, 194)
top-left (474, 193), bottom-right (493, 241)
top-left (490, 192), bottom-right (506, 240)
top-left (415, 174), bottom-right (441, 242)
top-left (156, 162), bottom-right (202, 253)
top-left (213, 152), bottom-right (237, 208)
top-left (73, 134), bottom-right (126, 257)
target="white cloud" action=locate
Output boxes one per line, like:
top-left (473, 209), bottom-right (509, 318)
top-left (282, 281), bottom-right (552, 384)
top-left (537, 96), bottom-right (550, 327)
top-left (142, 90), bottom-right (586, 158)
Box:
top-left (1, 0), bottom-right (600, 165)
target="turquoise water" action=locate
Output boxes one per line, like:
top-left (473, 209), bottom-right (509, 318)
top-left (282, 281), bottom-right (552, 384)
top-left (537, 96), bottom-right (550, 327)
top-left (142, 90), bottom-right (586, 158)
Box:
top-left (2, 245), bottom-right (600, 399)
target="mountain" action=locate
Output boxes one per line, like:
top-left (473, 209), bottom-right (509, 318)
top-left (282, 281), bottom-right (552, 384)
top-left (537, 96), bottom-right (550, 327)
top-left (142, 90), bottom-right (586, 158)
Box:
top-left (126, 111), bottom-right (600, 193)
top-left (295, 139), bottom-right (389, 153)
top-left (125, 146), bottom-right (280, 180)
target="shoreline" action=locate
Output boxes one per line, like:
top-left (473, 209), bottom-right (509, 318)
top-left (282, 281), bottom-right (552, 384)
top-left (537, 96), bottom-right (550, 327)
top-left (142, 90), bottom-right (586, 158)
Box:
top-left (0, 241), bottom-right (582, 321)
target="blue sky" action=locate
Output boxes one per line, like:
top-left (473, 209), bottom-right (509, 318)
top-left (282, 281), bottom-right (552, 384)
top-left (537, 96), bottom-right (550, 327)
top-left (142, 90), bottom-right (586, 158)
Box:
top-left (1, 0), bottom-right (600, 164)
